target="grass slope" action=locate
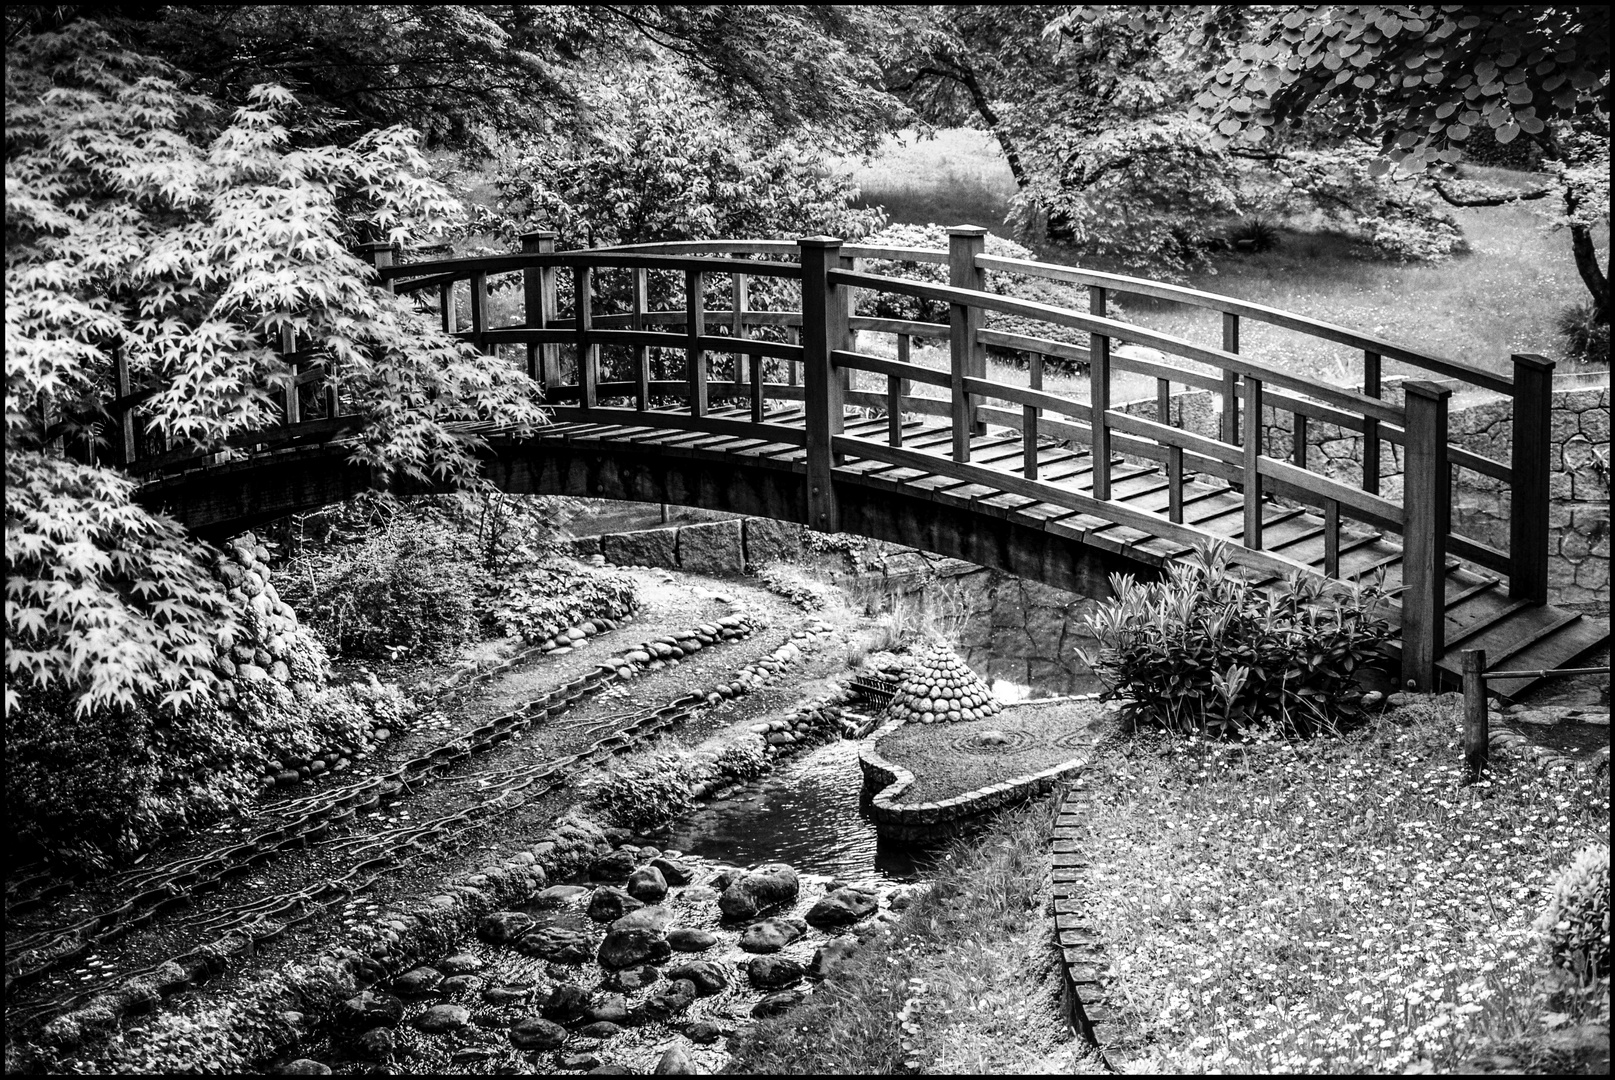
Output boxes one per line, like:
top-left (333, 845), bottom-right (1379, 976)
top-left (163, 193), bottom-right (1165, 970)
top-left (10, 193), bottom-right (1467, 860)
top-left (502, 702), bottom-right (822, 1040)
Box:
top-left (1073, 698), bottom-right (1610, 1073)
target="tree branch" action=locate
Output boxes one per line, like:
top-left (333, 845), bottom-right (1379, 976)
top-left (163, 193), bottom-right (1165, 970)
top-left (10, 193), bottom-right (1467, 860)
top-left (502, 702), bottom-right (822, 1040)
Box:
top-left (1430, 180), bottom-right (1552, 208)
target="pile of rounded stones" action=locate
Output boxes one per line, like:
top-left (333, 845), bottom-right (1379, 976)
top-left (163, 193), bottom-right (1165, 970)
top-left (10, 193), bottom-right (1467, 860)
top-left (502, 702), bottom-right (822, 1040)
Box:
top-left (888, 640), bottom-right (1002, 725)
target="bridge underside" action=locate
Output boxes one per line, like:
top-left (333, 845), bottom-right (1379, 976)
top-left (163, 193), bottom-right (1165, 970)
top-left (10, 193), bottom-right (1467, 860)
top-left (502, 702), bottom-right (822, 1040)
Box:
top-left (136, 425), bottom-right (1141, 600)
top-left (137, 406), bottom-right (1605, 700)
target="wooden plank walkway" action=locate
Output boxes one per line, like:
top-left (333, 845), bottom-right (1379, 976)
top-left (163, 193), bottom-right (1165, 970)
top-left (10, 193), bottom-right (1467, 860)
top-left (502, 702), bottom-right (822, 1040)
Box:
top-left (532, 402), bottom-right (1603, 699)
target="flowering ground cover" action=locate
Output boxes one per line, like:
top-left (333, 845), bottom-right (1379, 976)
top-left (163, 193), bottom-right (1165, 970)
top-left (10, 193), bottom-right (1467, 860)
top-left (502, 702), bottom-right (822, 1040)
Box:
top-left (1073, 697), bottom-right (1610, 1074)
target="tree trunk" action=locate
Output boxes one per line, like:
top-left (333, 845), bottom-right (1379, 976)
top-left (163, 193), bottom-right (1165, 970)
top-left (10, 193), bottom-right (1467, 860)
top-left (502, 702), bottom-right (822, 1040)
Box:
top-left (1568, 219), bottom-right (1609, 323)
top-left (955, 63), bottom-right (1028, 189)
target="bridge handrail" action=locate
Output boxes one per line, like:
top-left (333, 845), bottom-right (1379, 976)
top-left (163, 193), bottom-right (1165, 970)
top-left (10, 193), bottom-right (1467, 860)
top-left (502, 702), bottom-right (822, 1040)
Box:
top-left (828, 266), bottom-right (1407, 426)
top-left (975, 253), bottom-right (1512, 396)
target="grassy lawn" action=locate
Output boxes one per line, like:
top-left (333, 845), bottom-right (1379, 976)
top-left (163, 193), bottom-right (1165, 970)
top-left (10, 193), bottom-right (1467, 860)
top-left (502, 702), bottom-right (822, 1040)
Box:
top-left (843, 131), bottom-right (1610, 384)
top-left (1072, 699), bottom-right (1610, 1074)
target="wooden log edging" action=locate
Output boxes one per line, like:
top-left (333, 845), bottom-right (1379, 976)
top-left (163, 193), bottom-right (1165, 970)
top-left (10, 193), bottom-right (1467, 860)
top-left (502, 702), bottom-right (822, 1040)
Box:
top-left (857, 718), bottom-right (1091, 842)
top-left (1051, 785), bottom-right (1122, 1070)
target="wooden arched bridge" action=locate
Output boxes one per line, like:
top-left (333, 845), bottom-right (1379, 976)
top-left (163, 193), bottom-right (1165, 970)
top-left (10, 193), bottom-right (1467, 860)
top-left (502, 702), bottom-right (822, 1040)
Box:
top-left (126, 230), bottom-right (1603, 697)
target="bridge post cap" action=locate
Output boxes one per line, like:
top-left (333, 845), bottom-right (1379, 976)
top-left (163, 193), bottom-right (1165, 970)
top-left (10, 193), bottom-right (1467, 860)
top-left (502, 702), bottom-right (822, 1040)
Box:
top-left (947, 225), bottom-right (989, 238)
top-left (353, 240), bottom-right (395, 252)
top-left (1510, 353), bottom-right (1556, 373)
top-left (519, 229), bottom-right (559, 240)
top-left (797, 236), bottom-right (844, 248)
top-left (1402, 379), bottom-right (1453, 400)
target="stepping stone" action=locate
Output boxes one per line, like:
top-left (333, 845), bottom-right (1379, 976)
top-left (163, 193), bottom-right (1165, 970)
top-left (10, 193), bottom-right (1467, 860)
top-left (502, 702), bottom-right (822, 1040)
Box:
top-left (666, 928), bottom-right (717, 952)
top-left (336, 990), bottom-right (404, 1028)
top-left (740, 917), bottom-right (807, 953)
top-left (412, 1004), bottom-right (470, 1033)
top-left (391, 967), bottom-right (443, 997)
top-left (509, 1016), bottom-right (567, 1051)
top-left (664, 960), bottom-right (728, 996)
top-left (747, 955), bottom-right (805, 989)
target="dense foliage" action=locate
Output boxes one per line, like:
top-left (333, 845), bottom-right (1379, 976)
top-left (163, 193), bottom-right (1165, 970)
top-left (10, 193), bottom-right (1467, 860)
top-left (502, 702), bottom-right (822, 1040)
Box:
top-left (1535, 843), bottom-right (1612, 980)
top-left (1077, 541), bottom-right (1394, 736)
top-left (5, 23), bottom-right (545, 718)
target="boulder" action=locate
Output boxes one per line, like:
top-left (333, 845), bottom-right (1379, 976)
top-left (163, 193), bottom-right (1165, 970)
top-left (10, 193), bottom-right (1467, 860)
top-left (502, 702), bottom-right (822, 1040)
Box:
top-left (533, 884), bottom-right (593, 908)
top-left (602, 529), bottom-right (678, 569)
top-left (598, 927), bottom-right (672, 969)
top-left (664, 961), bottom-right (728, 997)
top-left (518, 926), bottom-right (594, 964)
top-left (804, 887), bottom-right (879, 928)
top-left (391, 967), bottom-right (443, 997)
top-left (441, 975), bottom-right (482, 994)
top-left (739, 917), bottom-right (807, 953)
top-left (642, 979), bottom-right (698, 1020)
top-left (586, 994), bottom-right (630, 1026)
top-left (481, 985), bottom-right (535, 1006)
top-left (677, 519), bottom-right (744, 574)
top-left (577, 1021), bottom-right (623, 1040)
top-left (810, 935), bottom-right (859, 979)
top-left (412, 1004), bottom-right (471, 1033)
top-left (280, 1061), bottom-right (331, 1075)
top-left (438, 953), bottom-right (484, 976)
top-left (589, 849), bottom-right (638, 882)
top-left (589, 887), bottom-right (645, 922)
top-left (666, 928), bottom-right (718, 953)
top-left (649, 857), bottom-right (696, 886)
top-left (336, 991), bottom-right (404, 1029)
top-left (751, 989), bottom-right (807, 1018)
top-left (509, 1016), bottom-right (568, 1051)
top-left (479, 911), bottom-right (536, 945)
top-left (626, 866), bottom-right (669, 903)
top-left (352, 1027), bottom-right (395, 1061)
top-left (541, 983), bottom-right (592, 1026)
top-left (611, 905), bottom-right (675, 935)
top-left (747, 955), bottom-right (805, 989)
top-left (686, 1020), bottom-right (722, 1045)
top-left (718, 863), bottom-right (799, 921)
top-left (654, 1043), bottom-right (699, 1074)
top-left (608, 964), bottom-right (659, 993)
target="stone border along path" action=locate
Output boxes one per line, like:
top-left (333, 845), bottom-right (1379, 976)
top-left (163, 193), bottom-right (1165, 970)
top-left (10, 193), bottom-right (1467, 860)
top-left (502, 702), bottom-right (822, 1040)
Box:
top-left (16, 608), bottom-right (762, 1043)
top-left (1049, 786), bottom-right (1123, 1071)
top-left (857, 715), bottom-right (1093, 843)
top-left (35, 613), bottom-right (847, 1068)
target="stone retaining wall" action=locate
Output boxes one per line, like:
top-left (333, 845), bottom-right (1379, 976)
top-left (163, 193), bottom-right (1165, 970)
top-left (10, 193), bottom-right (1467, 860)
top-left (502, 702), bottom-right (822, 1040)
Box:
top-left (1119, 377), bottom-right (1610, 613)
top-left (857, 718), bottom-right (1089, 843)
top-left (568, 518), bottom-right (804, 575)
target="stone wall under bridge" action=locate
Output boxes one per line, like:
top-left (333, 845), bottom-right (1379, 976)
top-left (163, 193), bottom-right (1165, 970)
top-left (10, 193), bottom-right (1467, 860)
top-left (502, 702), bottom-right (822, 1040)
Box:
top-left (1118, 373), bottom-right (1610, 614)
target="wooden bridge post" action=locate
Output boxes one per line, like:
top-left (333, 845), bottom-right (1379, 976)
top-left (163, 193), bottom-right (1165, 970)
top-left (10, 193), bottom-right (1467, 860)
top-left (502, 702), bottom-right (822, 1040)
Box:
top-left (949, 226), bottom-right (988, 462)
top-left (800, 237), bottom-right (847, 533)
top-left (1362, 350), bottom-right (1382, 494)
top-left (113, 340), bottom-right (138, 467)
top-left (684, 269), bottom-right (707, 417)
top-left (1089, 285), bottom-right (1112, 500)
top-left (520, 230), bottom-right (559, 385)
top-left (1462, 647), bottom-right (1489, 781)
top-left (1220, 313), bottom-right (1240, 447)
top-left (1401, 380), bottom-right (1452, 690)
top-left (575, 266), bottom-right (597, 409)
top-left (1508, 353), bottom-right (1555, 603)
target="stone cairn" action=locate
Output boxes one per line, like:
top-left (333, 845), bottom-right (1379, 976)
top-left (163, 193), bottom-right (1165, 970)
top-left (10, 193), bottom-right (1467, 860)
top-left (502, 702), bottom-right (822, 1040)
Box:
top-left (888, 640), bottom-right (1002, 724)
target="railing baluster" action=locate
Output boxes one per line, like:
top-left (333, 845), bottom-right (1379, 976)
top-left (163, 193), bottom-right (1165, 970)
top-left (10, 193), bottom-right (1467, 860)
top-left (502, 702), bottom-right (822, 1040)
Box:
top-left (800, 236), bottom-right (846, 532)
top-left (685, 269), bottom-right (706, 417)
top-left (1088, 284), bottom-right (1111, 500)
top-left (633, 268), bottom-right (649, 411)
top-left (750, 350), bottom-right (764, 424)
top-left (1158, 374), bottom-right (1183, 522)
top-left (471, 270), bottom-right (489, 355)
top-left (1402, 380), bottom-right (1452, 690)
top-left (888, 375), bottom-right (902, 446)
top-left (1221, 312), bottom-right (1240, 447)
top-left (113, 340), bottom-right (137, 466)
top-left (1508, 353), bottom-right (1555, 603)
top-left (1243, 375), bottom-right (1263, 548)
top-left (1293, 411), bottom-right (1308, 470)
top-left (574, 266), bottom-right (596, 409)
top-left (788, 325), bottom-right (799, 387)
top-left (439, 282), bottom-right (455, 335)
top-left (279, 326), bottom-right (299, 426)
top-left (1323, 498), bottom-right (1340, 578)
top-left (949, 226), bottom-right (988, 463)
top-left (520, 230), bottom-right (555, 382)
top-left (1023, 352), bottom-right (1043, 480)
top-left (1362, 349), bottom-right (1381, 494)
top-left (733, 272), bottom-right (749, 392)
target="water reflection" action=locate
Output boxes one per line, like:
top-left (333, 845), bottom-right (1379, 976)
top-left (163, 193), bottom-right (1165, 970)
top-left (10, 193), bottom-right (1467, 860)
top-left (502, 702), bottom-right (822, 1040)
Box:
top-left (661, 739), bottom-right (937, 885)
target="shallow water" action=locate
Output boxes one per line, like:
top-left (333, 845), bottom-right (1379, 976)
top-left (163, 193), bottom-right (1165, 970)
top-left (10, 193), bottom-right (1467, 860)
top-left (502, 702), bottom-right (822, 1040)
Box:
top-left (659, 739), bottom-right (937, 886)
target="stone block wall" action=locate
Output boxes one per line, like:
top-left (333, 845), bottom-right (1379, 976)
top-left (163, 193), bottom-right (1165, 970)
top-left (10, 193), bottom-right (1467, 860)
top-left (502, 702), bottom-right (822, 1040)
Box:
top-left (574, 518), bottom-right (805, 575)
top-left (1117, 379), bottom-right (1610, 613)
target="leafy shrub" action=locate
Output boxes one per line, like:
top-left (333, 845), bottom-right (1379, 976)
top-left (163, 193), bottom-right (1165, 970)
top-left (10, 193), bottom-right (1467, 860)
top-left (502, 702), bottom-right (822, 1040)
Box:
top-left (584, 752), bottom-right (701, 833)
top-left (1076, 540), bottom-right (1393, 737)
top-left (1535, 844), bottom-right (1611, 980)
top-left (1555, 302), bottom-right (1610, 364)
top-left (713, 741), bottom-right (772, 784)
top-left (485, 563), bottom-right (638, 644)
top-left (1228, 216), bottom-right (1281, 253)
top-left (286, 514), bottom-right (485, 660)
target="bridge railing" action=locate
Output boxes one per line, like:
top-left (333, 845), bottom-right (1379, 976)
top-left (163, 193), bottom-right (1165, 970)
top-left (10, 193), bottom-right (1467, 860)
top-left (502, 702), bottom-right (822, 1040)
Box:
top-left (362, 231), bottom-right (1552, 689)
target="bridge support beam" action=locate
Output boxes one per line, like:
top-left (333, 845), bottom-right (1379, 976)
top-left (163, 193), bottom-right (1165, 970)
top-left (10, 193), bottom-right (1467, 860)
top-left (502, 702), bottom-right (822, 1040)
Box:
top-left (1401, 380), bottom-right (1451, 691)
top-left (800, 237), bottom-right (847, 533)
